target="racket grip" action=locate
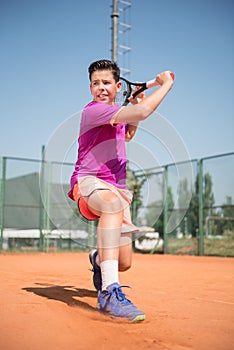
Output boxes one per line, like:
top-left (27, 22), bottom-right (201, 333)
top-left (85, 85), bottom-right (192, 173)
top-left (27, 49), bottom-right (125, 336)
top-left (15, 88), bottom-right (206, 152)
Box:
top-left (146, 72), bottom-right (175, 88)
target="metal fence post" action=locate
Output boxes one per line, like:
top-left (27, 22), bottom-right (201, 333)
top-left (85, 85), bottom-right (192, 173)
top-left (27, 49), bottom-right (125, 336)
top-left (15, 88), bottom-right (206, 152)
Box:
top-left (198, 159), bottom-right (204, 255)
top-left (163, 166), bottom-right (168, 254)
top-left (0, 157), bottom-right (6, 250)
top-left (39, 146), bottom-right (45, 251)
top-left (44, 161), bottom-right (52, 252)
top-left (39, 146), bottom-right (52, 252)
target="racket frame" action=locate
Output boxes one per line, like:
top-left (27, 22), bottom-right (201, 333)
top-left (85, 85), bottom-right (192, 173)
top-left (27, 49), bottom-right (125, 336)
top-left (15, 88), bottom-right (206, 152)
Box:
top-left (119, 77), bottom-right (148, 106)
top-left (119, 73), bottom-right (174, 106)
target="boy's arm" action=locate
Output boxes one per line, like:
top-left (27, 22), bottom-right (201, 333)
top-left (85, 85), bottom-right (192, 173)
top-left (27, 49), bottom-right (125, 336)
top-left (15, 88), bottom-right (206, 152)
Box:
top-left (124, 85), bottom-right (144, 142)
top-left (111, 71), bottom-right (173, 125)
top-left (125, 122), bottom-right (138, 142)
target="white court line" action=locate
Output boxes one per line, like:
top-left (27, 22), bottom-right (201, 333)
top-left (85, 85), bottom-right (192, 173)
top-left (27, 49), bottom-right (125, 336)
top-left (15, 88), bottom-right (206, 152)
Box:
top-left (195, 297), bottom-right (234, 306)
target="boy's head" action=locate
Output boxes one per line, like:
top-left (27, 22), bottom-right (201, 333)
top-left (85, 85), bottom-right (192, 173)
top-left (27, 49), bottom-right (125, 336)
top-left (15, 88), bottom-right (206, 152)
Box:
top-left (88, 59), bottom-right (120, 83)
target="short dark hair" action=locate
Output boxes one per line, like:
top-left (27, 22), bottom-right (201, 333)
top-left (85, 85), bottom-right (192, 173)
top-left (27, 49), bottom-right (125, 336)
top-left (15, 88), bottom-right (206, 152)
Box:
top-left (88, 59), bottom-right (120, 82)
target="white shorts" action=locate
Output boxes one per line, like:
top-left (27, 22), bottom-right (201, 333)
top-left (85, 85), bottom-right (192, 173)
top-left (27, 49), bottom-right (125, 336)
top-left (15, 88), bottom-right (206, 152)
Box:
top-left (71, 176), bottom-right (139, 234)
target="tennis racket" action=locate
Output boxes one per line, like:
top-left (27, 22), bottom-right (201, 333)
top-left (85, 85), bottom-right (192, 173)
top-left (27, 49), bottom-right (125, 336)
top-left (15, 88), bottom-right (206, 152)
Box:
top-left (116, 72), bottom-right (175, 106)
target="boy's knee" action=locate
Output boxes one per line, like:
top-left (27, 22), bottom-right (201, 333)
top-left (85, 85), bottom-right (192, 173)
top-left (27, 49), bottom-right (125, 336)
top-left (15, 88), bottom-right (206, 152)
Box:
top-left (88, 191), bottom-right (124, 216)
top-left (119, 261), bottom-right (131, 272)
top-left (99, 191), bottom-right (123, 214)
top-left (107, 194), bottom-right (123, 213)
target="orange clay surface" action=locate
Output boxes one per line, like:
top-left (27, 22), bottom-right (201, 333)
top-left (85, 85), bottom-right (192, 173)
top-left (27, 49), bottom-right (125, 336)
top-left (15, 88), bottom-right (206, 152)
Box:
top-left (0, 252), bottom-right (233, 350)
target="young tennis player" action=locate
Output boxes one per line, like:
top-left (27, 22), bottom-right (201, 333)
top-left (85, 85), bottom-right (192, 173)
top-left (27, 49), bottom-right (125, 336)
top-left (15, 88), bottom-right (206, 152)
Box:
top-left (68, 59), bottom-right (173, 322)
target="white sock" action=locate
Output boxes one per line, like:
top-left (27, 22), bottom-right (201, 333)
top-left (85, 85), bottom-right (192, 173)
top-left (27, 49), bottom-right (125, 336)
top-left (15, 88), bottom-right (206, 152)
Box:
top-left (100, 260), bottom-right (119, 291)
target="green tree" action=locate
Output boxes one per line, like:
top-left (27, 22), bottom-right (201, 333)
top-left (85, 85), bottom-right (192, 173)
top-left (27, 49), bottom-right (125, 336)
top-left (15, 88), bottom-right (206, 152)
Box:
top-left (222, 196), bottom-right (234, 231)
top-left (187, 172), bottom-right (215, 236)
top-left (126, 165), bottom-right (146, 221)
top-left (144, 199), bottom-right (163, 232)
top-left (144, 186), bottom-right (174, 236)
top-left (203, 173), bottom-right (215, 217)
top-left (178, 178), bottom-right (192, 234)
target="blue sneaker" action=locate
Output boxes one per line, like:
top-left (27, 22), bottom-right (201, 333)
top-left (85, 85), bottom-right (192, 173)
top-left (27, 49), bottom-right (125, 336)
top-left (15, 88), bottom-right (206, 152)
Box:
top-left (97, 283), bottom-right (145, 322)
top-left (89, 250), bottom-right (102, 291)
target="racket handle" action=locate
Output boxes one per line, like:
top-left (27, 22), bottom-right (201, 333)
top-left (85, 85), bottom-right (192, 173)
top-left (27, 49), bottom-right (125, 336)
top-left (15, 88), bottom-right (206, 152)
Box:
top-left (146, 72), bottom-right (175, 89)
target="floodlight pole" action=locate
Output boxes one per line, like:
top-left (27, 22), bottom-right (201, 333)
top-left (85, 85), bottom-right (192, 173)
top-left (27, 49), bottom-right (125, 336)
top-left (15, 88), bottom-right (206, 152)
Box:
top-left (111, 0), bottom-right (119, 62)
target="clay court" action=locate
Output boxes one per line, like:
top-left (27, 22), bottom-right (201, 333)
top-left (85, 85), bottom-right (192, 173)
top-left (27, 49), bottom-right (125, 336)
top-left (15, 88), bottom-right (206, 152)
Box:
top-left (0, 252), bottom-right (233, 350)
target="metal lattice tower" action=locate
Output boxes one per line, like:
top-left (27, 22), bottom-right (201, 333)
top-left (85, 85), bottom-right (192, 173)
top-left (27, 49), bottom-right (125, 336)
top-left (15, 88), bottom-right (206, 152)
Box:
top-left (111, 0), bottom-right (132, 78)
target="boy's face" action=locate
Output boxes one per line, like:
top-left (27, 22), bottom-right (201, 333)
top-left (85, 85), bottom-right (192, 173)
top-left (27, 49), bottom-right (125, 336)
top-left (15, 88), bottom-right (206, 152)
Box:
top-left (90, 70), bottom-right (121, 104)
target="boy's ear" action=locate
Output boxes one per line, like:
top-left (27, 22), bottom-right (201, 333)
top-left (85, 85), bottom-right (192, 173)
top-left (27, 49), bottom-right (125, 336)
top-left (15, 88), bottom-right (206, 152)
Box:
top-left (116, 81), bottom-right (122, 92)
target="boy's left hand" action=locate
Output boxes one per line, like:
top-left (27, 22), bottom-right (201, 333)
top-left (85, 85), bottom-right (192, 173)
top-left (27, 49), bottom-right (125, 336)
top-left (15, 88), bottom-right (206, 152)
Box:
top-left (129, 84), bottom-right (145, 104)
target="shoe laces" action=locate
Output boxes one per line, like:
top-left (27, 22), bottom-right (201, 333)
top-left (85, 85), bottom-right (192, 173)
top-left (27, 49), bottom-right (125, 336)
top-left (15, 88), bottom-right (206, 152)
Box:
top-left (109, 285), bottom-right (132, 304)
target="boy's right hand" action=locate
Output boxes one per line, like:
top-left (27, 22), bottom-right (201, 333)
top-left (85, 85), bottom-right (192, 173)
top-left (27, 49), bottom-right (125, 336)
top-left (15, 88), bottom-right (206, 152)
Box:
top-left (156, 71), bottom-right (174, 87)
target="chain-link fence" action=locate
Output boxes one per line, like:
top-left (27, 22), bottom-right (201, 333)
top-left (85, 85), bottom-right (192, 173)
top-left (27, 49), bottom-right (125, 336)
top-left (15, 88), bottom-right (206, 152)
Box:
top-left (0, 152), bottom-right (233, 255)
top-left (133, 152), bottom-right (234, 256)
top-left (0, 157), bottom-right (95, 252)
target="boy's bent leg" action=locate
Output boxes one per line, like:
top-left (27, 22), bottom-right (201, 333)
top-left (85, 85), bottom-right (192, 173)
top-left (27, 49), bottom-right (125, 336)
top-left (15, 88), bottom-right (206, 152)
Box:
top-left (87, 190), bottom-right (145, 321)
top-left (90, 233), bottom-right (132, 291)
top-left (87, 189), bottom-right (123, 261)
top-left (118, 233), bottom-right (132, 271)
top-left (97, 213), bottom-right (123, 290)
top-left (87, 189), bottom-right (123, 290)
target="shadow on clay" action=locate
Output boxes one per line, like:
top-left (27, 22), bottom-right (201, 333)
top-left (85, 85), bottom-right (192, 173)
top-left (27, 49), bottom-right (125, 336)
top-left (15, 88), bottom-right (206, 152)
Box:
top-left (22, 283), bottom-right (97, 312)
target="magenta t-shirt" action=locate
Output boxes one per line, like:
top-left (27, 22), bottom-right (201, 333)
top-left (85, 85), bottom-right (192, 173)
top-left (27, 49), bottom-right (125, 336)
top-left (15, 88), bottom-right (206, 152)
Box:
top-left (68, 101), bottom-right (127, 199)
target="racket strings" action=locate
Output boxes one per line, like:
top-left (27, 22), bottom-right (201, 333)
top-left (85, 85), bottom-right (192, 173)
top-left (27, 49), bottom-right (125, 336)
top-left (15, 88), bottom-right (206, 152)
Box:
top-left (116, 79), bottom-right (131, 106)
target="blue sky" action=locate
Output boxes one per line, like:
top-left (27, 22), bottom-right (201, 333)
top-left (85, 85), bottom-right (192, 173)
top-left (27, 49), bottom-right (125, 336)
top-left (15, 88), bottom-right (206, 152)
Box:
top-left (0, 0), bottom-right (233, 167)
